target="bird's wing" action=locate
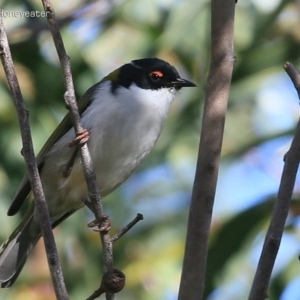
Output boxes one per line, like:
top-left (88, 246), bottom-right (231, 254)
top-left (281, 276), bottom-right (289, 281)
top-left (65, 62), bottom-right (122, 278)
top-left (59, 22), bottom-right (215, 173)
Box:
top-left (7, 92), bottom-right (94, 216)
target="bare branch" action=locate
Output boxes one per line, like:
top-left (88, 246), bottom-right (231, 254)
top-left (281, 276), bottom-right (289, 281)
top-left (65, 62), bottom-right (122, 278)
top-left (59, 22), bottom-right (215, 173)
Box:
top-left (40, 1), bottom-right (122, 299)
top-left (248, 62), bottom-right (300, 300)
top-left (0, 13), bottom-right (68, 300)
top-left (111, 214), bottom-right (144, 243)
top-left (41, 0), bottom-right (107, 249)
top-left (41, 0), bottom-right (110, 228)
top-left (178, 0), bottom-right (236, 299)
top-left (284, 62), bottom-right (300, 98)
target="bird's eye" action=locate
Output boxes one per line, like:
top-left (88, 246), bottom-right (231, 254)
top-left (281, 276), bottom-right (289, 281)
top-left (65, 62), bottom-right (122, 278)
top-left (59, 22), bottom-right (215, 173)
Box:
top-left (149, 70), bottom-right (164, 82)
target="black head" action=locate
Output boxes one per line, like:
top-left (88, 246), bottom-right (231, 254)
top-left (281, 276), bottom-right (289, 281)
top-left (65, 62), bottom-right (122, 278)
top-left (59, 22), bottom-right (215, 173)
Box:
top-left (106, 58), bottom-right (196, 92)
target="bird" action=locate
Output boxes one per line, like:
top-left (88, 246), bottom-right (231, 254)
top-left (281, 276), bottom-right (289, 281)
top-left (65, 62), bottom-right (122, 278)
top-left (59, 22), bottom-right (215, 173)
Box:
top-left (0, 57), bottom-right (196, 287)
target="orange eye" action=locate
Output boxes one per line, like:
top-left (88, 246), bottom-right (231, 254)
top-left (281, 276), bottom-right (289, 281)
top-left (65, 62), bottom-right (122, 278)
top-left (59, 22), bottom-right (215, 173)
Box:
top-left (149, 70), bottom-right (164, 82)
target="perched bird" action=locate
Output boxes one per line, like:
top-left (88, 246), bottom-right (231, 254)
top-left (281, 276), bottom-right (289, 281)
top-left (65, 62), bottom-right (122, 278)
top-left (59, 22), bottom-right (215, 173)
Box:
top-left (0, 57), bottom-right (195, 287)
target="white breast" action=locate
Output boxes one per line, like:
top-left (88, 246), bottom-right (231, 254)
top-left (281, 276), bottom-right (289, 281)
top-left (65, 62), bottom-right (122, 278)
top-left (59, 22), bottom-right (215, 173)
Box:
top-left (84, 82), bottom-right (175, 192)
top-left (40, 81), bottom-right (176, 219)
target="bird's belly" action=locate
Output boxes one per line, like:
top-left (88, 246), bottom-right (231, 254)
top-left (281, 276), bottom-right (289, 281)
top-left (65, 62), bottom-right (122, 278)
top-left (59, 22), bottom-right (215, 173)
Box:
top-left (41, 124), bottom-right (160, 221)
top-left (90, 129), bottom-right (157, 195)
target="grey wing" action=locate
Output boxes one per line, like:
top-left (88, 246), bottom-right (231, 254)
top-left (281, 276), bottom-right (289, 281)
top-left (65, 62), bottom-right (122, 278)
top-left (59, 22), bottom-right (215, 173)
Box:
top-left (7, 113), bottom-right (73, 216)
top-left (7, 88), bottom-right (95, 216)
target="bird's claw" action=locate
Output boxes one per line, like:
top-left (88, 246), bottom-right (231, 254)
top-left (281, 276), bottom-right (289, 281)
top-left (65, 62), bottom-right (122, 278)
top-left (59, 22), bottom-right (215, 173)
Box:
top-left (87, 215), bottom-right (111, 232)
top-left (69, 129), bottom-right (89, 147)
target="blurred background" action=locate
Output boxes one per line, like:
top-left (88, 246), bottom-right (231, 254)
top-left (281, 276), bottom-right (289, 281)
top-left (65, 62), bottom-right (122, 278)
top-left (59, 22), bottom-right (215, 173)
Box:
top-left (0, 0), bottom-right (300, 299)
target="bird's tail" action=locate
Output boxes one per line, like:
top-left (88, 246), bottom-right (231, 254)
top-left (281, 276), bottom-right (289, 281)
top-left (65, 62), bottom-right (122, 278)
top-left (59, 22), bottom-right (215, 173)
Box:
top-left (0, 205), bottom-right (40, 288)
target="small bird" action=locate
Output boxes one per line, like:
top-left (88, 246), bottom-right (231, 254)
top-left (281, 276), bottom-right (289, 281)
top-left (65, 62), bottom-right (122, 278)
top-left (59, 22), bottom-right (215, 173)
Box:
top-left (0, 57), bottom-right (195, 287)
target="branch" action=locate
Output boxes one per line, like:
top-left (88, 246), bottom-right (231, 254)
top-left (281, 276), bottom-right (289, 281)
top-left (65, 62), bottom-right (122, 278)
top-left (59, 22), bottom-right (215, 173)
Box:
top-left (40, 0), bottom-right (114, 298)
top-left (85, 214), bottom-right (143, 300)
top-left (111, 214), bottom-right (144, 243)
top-left (0, 13), bottom-right (68, 300)
top-left (248, 62), bottom-right (300, 300)
top-left (178, 0), bottom-right (236, 299)
top-left (284, 62), bottom-right (300, 98)
top-left (40, 2), bottom-right (144, 299)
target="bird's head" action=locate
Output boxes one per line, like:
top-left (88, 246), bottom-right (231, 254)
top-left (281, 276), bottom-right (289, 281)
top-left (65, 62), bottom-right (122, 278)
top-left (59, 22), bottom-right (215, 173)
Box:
top-left (103, 58), bottom-right (196, 92)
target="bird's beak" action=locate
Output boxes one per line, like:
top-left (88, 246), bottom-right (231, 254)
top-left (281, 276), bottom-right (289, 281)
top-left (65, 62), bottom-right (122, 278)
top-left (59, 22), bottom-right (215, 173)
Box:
top-left (169, 77), bottom-right (196, 89)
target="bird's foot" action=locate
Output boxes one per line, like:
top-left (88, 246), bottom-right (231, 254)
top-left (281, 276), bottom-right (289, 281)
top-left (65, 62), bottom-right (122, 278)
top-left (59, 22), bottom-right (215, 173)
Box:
top-left (61, 147), bottom-right (79, 177)
top-left (69, 129), bottom-right (89, 147)
top-left (88, 215), bottom-right (111, 232)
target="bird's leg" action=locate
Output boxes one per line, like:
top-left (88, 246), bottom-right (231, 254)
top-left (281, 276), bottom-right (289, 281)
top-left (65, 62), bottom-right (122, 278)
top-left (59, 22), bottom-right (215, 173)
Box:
top-left (62, 129), bottom-right (89, 177)
top-left (61, 147), bottom-right (79, 177)
top-left (69, 129), bottom-right (90, 147)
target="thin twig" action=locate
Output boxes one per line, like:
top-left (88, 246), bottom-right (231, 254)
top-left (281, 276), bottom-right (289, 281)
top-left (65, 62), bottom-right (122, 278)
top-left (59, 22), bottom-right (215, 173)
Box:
top-left (111, 214), bottom-right (144, 243)
top-left (40, 1), bottom-right (115, 299)
top-left (39, 2), bottom-right (144, 298)
top-left (85, 213), bottom-right (142, 299)
top-left (0, 13), bottom-right (68, 300)
top-left (41, 0), bottom-right (108, 218)
top-left (248, 62), bottom-right (300, 300)
top-left (284, 62), bottom-right (300, 98)
top-left (40, 0), bottom-right (105, 222)
top-left (178, 0), bottom-right (236, 299)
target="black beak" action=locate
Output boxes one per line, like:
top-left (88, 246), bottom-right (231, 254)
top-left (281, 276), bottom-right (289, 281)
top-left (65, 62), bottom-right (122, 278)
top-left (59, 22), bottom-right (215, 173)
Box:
top-left (169, 77), bottom-right (196, 89)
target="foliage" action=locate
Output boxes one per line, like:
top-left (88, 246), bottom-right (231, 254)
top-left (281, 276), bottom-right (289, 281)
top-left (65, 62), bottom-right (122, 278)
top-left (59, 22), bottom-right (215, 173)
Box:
top-left (0, 0), bottom-right (300, 299)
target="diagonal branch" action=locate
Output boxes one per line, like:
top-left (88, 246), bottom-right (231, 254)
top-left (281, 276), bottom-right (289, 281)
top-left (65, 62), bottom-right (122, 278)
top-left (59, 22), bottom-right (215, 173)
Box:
top-left (40, 0), bottom-right (115, 299)
top-left (0, 12), bottom-right (68, 300)
top-left (37, 1), bottom-right (146, 299)
top-left (178, 0), bottom-right (236, 299)
top-left (40, 2), bottom-right (105, 219)
top-left (248, 62), bottom-right (300, 300)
